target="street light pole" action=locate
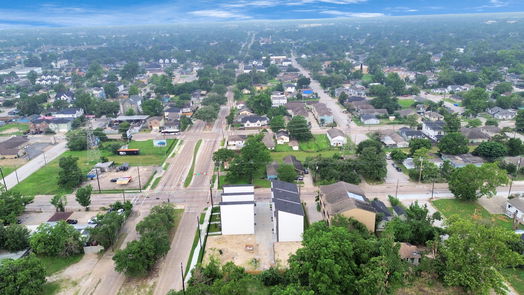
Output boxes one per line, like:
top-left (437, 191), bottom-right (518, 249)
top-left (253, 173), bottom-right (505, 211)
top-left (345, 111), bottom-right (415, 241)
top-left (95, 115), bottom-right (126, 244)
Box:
top-left (95, 168), bottom-right (101, 193)
top-left (137, 166), bottom-right (142, 192)
top-left (180, 262), bottom-right (186, 294)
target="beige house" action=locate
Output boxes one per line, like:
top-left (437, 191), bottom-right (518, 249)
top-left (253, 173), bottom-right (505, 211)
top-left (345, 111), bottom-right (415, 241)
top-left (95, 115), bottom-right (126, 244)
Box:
top-left (399, 242), bottom-right (422, 265)
top-left (319, 181), bottom-right (376, 232)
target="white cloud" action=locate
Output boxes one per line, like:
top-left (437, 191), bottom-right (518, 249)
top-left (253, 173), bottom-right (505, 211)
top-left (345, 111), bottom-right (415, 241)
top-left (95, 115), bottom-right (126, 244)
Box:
top-left (477, 0), bottom-right (509, 9)
top-left (320, 10), bottom-right (384, 17)
top-left (286, 0), bottom-right (366, 5)
top-left (407, 9), bottom-right (418, 12)
top-left (190, 9), bottom-right (251, 19)
top-left (222, 1), bottom-right (278, 8)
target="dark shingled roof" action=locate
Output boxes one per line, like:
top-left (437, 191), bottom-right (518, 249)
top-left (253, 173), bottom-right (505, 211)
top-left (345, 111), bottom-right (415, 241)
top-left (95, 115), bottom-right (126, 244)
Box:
top-left (272, 179), bottom-right (299, 194)
top-left (393, 205), bottom-right (406, 216)
top-left (274, 198), bottom-right (304, 216)
top-left (371, 200), bottom-right (392, 217)
top-left (272, 180), bottom-right (303, 216)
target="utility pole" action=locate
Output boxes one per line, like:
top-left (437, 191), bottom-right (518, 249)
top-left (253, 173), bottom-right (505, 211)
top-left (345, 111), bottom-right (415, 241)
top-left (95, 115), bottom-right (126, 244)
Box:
top-left (196, 216), bottom-right (202, 248)
top-left (122, 190), bottom-right (126, 202)
top-left (418, 157), bottom-right (423, 183)
top-left (14, 168), bottom-right (19, 184)
top-left (0, 167), bottom-right (6, 190)
top-left (43, 152), bottom-right (47, 165)
top-left (137, 166), bottom-right (142, 192)
top-left (180, 262), bottom-right (186, 294)
top-left (431, 180), bottom-right (435, 200)
top-left (95, 168), bottom-right (101, 193)
top-left (395, 179), bottom-right (399, 198)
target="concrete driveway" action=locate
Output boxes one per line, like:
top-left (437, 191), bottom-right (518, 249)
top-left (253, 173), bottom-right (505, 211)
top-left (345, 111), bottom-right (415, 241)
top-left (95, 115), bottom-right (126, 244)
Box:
top-left (385, 160), bottom-right (410, 184)
top-left (477, 194), bottom-right (509, 214)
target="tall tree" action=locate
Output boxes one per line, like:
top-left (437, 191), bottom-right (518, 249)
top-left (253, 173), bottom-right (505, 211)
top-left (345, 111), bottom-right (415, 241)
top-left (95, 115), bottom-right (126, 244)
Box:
top-left (357, 147), bottom-right (387, 182)
top-left (50, 194), bottom-right (67, 212)
top-left (57, 156), bottom-right (84, 189)
top-left (0, 255), bottom-right (46, 295)
top-left (248, 93), bottom-right (272, 115)
top-left (75, 185), bottom-right (92, 211)
top-left (287, 116), bottom-right (312, 141)
top-left (30, 221), bottom-right (84, 256)
top-left (438, 133), bottom-right (469, 155)
top-left (270, 115), bottom-right (286, 132)
top-left (448, 163), bottom-right (508, 201)
top-left (228, 135), bottom-right (271, 182)
top-left (443, 113), bottom-right (461, 133)
top-left (277, 164), bottom-right (297, 182)
top-left (440, 217), bottom-right (524, 294)
top-left (516, 110), bottom-right (524, 132)
top-left (141, 99), bottom-right (163, 116)
top-left (0, 191), bottom-right (30, 225)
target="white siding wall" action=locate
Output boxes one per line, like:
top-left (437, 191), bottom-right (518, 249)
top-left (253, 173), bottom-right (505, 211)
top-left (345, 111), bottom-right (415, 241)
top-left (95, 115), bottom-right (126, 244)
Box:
top-left (222, 193), bottom-right (255, 202)
top-left (277, 211), bottom-right (304, 242)
top-left (506, 203), bottom-right (524, 222)
top-left (223, 185), bottom-right (254, 194)
top-left (221, 204), bottom-right (255, 235)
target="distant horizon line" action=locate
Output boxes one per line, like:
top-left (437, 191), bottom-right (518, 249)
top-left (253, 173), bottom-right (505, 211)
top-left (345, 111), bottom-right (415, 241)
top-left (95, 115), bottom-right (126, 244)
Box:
top-left (1, 11), bottom-right (523, 31)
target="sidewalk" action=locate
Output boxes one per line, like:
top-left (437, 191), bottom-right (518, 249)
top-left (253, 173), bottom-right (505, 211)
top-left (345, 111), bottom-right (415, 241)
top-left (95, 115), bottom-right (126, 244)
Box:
top-left (3, 141), bottom-right (67, 190)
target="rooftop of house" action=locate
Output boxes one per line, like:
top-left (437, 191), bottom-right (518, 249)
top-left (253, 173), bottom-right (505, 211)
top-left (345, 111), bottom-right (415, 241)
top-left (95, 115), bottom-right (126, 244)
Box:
top-left (327, 128), bottom-right (345, 138)
top-left (423, 120), bottom-right (445, 130)
top-left (241, 115), bottom-right (269, 123)
top-left (320, 181), bottom-right (375, 215)
top-left (361, 114), bottom-right (378, 121)
top-left (0, 136), bottom-right (29, 155)
top-left (272, 180), bottom-right (303, 216)
top-left (508, 197), bottom-right (524, 211)
top-left (56, 107), bottom-right (82, 114)
top-left (399, 243), bottom-right (422, 260)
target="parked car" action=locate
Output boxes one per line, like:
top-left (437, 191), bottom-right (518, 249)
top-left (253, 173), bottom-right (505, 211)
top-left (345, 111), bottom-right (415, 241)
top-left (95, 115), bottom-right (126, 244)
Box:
top-left (66, 219), bottom-right (78, 224)
top-left (110, 178), bottom-right (118, 182)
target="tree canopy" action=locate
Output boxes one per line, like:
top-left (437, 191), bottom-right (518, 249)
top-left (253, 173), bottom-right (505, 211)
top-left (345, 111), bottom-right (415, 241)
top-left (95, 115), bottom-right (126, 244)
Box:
top-left (448, 163), bottom-right (508, 201)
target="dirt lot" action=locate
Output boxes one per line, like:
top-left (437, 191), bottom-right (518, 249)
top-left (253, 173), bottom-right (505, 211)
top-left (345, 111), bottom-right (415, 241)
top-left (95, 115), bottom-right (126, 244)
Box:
top-left (273, 242), bottom-right (302, 268)
top-left (204, 234), bottom-right (273, 271)
top-left (84, 166), bottom-right (156, 191)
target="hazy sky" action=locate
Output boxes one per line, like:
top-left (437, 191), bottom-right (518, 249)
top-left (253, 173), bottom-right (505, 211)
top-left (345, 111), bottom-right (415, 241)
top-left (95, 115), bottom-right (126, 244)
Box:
top-left (0, 0), bottom-right (522, 27)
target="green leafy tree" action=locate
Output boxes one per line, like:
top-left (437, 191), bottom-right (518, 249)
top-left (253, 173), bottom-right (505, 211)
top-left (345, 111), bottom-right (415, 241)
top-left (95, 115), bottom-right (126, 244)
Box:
top-left (408, 138), bottom-right (431, 155)
top-left (120, 62), bottom-right (140, 80)
top-left (103, 83), bottom-right (118, 98)
top-left (277, 164), bottom-right (298, 182)
top-left (57, 156), bottom-right (84, 189)
top-left (88, 212), bottom-right (124, 250)
top-left (248, 93), bottom-right (272, 115)
top-left (228, 135), bottom-right (271, 182)
top-left (443, 113), bottom-right (461, 133)
top-left (390, 149), bottom-right (408, 163)
top-left (129, 84), bottom-right (140, 96)
top-left (493, 82), bottom-right (513, 94)
top-left (50, 194), bottom-right (67, 212)
top-left (270, 115), bottom-right (286, 132)
top-left (463, 87), bottom-right (489, 114)
top-left (0, 191), bottom-right (29, 225)
top-left (449, 163), bottom-right (508, 201)
top-left (212, 148), bottom-right (236, 165)
top-left (193, 105), bottom-right (219, 122)
top-left (297, 76), bottom-right (311, 89)
top-left (66, 129), bottom-right (87, 151)
top-left (0, 255), bottom-right (46, 295)
top-left (516, 110), bottom-right (524, 132)
top-left (440, 217), bottom-right (524, 294)
top-left (507, 138), bottom-right (524, 156)
top-left (472, 141), bottom-right (507, 160)
top-left (438, 133), bottom-right (469, 155)
top-left (27, 70), bottom-right (38, 85)
top-left (0, 224), bottom-right (30, 251)
top-left (30, 221), bottom-right (84, 256)
top-left (405, 114), bottom-right (419, 129)
top-left (386, 202), bottom-right (439, 245)
top-left (357, 147), bottom-right (387, 182)
top-left (75, 185), bottom-right (92, 211)
top-left (287, 116), bottom-right (312, 141)
top-left (466, 118), bottom-right (482, 128)
top-left (357, 139), bottom-right (383, 154)
top-left (141, 99), bottom-right (163, 116)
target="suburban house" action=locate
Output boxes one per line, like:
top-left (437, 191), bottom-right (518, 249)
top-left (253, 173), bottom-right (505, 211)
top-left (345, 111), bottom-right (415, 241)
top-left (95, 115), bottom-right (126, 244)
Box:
top-left (441, 154), bottom-right (484, 168)
top-left (460, 127), bottom-right (490, 143)
top-left (326, 128), bottom-right (347, 147)
top-left (120, 95), bottom-right (143, 114)
top-left (55, 108), bottom-right (84, 119)
top-left (505, 198), bottom-right (524, 224)
top-left (266, 161), bottom-right (279, 180)
top-left (289, 140), bottom-right (299, 151)
top-left (55, 91), bottom-right (75, 102)
top-left (494, 109), bottom-right (517, 120)
top-left (271, 180), bottom-right (304, 242)
top-left (164, 106), bottom-right (181, 119)
top-left (371, 199), bottom-right (393, 231)
top-left (360, 108), bottom-right (388, 117)
top-left (146, 116), bottom-right (164, 131)
top-left (361, 114), bottom-right (380, 125)
top-left (424, 111), bottom-right (444, 121)
top-left (319, 181), bottom-right (376, 232)
top-left (311, 103), bottom-right (334, 126)
top-left (398, 127), bottom-right (425, 140)
top-left (227, 135), bottom-right (247, 150)
top-left (422, 120), bottom-right (445, 141)
top-left (397, 109), bottom-right (417, 118)
top-left (220, 185), bottom-right (255, 235)
top-left (283, 155), bottom-right (305, 174)
top-left (241, 115), bottom-right (269, 128)
top-left (284, 83), bottom-right (296, 94)
top-left (276, 130), bottom-right (290, 144)
top-left (286, 102), bottom-right (308, 118)
top-left (351, 101), bottom-right (375, 113)
top-left (48, 118), bottom-right (74, 133)
top-left (0, 136), bottom-right (29, 159)
top-left (399, 243), bottom-right (422, 265)
top-left (379, 131), bottom-right (408, 148)
top-left (271, 92), bottom-right (287, 107)
top-left (262, 132), bottom-right (276, 150)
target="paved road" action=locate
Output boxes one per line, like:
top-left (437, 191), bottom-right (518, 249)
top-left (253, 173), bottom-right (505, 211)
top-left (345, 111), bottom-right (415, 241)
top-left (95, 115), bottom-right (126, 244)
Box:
top-left (2, 141), bottom-right (67, 190)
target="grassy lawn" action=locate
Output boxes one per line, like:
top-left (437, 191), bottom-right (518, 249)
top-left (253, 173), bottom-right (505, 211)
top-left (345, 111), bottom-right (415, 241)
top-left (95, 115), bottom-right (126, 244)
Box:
top-left (11, 139), bottom-right (176, 196)
top-left (398, 99), bottom-right (415, 109)
top-left (42, 281), bottom-right (61, 295)
top-left (500, 268), bottom-right (524, 295)
top-left (0, 123), bottom-right (29, 136)
top-left (38, 254), bottom-right (83, 276)
top-left (219, 175), bottom-right (270, 188)
top-left (362, 74), bottom-right (374, 83)
top-left (395, 277), bottom-right (465, 295)
top-left (0, 166), bottom-right (15, 177)
top-left (150, 177), bottom-right (162, 190)
top-left (275, 144), bottom-right (293, 152)
top-left (443, 98), bottom-right (462, 106)
top-left (184, 139), bottom-right (202, 187)
top-left (299, 134), bottom-right (331, 152)
top-left (270, 150), bottom-right (347, 163)
top-left (432, 199), bottom-right (521, 231)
